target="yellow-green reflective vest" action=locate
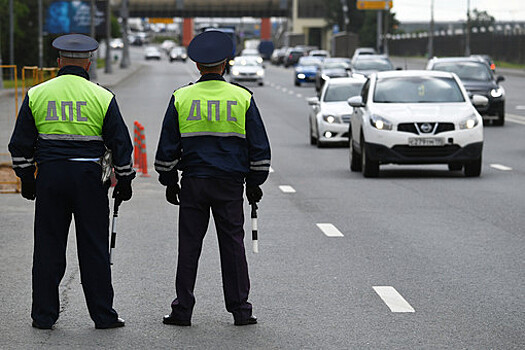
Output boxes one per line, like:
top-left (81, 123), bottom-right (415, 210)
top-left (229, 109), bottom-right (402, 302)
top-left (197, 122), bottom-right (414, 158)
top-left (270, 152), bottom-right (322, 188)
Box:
top-left (174, 80), bottom-right (251, 138)
top-left (29, 74), bottom-right (113, 141)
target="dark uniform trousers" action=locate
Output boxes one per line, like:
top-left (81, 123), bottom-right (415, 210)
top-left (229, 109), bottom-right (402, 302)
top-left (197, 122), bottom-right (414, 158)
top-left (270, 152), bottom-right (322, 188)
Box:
top-left (32, 161), bottom-right (118, 327)
top-left (171, 177), bottom-right (252, 322)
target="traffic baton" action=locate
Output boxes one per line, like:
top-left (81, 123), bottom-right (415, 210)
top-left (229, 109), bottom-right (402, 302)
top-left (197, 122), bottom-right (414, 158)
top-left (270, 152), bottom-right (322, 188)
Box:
top-left (251, 203), bottom-right (258, 253)
top-left (109, 198), bottom-right (123, 265)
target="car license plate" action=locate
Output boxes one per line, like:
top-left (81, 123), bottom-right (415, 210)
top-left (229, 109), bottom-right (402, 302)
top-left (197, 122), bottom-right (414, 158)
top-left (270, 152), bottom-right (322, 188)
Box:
top-left (408, 137), bottom-right (445, 146)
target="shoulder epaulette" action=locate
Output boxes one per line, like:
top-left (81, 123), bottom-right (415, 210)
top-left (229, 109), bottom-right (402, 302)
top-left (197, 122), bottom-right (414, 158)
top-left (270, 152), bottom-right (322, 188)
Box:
top-left (230, 82), bottom-right (253, 95)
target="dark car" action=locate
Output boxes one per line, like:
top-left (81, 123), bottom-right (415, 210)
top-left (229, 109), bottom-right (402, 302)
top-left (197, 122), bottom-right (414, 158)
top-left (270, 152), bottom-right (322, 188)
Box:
top-left (426, 57), bottom-right (505, 125)
top-left (350, 54), bottom-right (394, 76)
top-left (314, 57), bottom-right (351, 93)
top-left (471, 54), bottom-right (496, 72)
top-left (294, 56), bottom-right (322, 86)
top-left (283, 48), bottom-right (306, 68)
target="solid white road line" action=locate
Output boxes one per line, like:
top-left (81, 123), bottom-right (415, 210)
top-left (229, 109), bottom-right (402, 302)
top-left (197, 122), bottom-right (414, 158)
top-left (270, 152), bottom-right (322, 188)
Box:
top-left (373, 286), bottom-right (415, 313)
top-left (316, 223), bottom-right (344, 237)
top-left (279, 185), bottom-right (296, 193)
top-left (507, 114), bottom-right (525, 126)
top-left (515, 106), bottom-right (525, 110)
top-left (490, 164), bottom-right (513, 171)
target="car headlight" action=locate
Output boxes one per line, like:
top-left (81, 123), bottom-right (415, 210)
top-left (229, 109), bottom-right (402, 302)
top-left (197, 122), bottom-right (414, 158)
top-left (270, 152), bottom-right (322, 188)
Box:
top-left (322, 115), bottom-right (339, 124)
top-left (232, 70), bottom-right (240, 76)
top-left (369, 114), bottom-right (393, 130)
top-left (229, 60), bottom-right (235, 66)
top-left (256, 70), bottom-right (265, 77)
top-left (459, 114), bottom-right (480, 129)
top-left (297, 73), bottom-right (306, 79)
top-left (182, 54), bottom-right (187, 59)
top-left (256, 57), bottom-right (263, 64)
top-left (490, 87), bottom-right (504, 98)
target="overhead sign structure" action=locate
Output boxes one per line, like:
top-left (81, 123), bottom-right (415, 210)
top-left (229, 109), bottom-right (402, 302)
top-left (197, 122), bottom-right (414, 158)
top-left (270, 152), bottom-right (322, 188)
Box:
top-left (148, 18), bottom-right (175, 24)
top-left (357, 0), bottom-right (393, 10)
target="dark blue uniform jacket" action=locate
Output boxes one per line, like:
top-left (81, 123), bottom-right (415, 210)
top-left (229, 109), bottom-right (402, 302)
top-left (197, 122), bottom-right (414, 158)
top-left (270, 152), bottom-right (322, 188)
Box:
top-left (8, 66), bottom-right (135, 182)
top-left (155, 73), bottom-right (271, 187)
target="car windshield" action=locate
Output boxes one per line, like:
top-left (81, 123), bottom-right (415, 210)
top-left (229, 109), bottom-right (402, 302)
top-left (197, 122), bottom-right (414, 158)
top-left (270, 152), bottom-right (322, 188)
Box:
top-left (324, 82), bottom-right (365, 102)
top-left (233, 57), bottom-right (260, 66)
top-left (431, 62), bottom-right (492, 81)
top-left (354, 59), bottom-right (393, 71)
top-left (298, 57), bottom-right (321, 66)
top-left (323, 60), bottom-right (350, 69)
top-left (373, 76), bottom-right (465, 103)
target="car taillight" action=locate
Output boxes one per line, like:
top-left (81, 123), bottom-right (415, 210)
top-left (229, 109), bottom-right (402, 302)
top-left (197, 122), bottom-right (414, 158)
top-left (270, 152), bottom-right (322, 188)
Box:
top-left (289, 54), bottom-right (293, 59)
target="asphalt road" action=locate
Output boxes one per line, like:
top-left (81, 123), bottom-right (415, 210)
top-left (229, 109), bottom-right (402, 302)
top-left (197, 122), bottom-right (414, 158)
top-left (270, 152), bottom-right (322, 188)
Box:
top-left (1, 49), bottom-right (524, 349)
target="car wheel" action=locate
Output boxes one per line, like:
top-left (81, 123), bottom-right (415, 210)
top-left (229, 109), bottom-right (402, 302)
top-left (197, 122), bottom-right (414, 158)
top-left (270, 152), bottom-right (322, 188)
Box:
top-left (493, 106), bottom-right (505, 126)
top-left (295, 80), bottom-right (300, 87)
top-left (349, 130), bottom-right (361, 172)
top-left (309, 119), bottom-right (316, 145)
top-left (361, 135), bottom-right (379, 178)
top-left (464, 157), bottom-right (482, 177)
top-left (316, 127), bottom-right (324, 148)
top-left (448, 162), bottom-right (463, 171)
top-left (258, 81), bottom-right (264, 86)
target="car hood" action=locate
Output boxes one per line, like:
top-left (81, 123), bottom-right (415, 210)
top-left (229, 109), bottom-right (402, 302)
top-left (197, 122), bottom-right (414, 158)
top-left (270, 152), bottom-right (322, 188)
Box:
top-left (459, 79), bottom-right (498, 91)
top-left (370, 103), bottom-right (476, 122)
top-left (319, 101), bottom-right (354, 115)
top-left (296, 65), bottom-right (318, 73)
top-left (322, 68), bottom-right (348, 77)
top-left (233, 66), bottom-right (262, 73)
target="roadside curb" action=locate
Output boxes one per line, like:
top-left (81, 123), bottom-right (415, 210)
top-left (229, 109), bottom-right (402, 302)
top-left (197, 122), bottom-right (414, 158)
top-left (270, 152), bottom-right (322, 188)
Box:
top-left (94, 63), bottom-right (145, 88)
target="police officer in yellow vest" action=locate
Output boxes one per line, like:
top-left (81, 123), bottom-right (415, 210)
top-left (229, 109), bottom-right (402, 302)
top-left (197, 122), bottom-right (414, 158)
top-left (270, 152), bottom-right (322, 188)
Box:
top-left (155, 30), bottom-right (271, 326)
top-left (8, 34), bottom-right (135, 329)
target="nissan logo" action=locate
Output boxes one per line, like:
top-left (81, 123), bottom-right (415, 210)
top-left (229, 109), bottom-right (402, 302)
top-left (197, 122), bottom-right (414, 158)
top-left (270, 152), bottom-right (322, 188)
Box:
top-left (420, 123), bottom-right (433, 133)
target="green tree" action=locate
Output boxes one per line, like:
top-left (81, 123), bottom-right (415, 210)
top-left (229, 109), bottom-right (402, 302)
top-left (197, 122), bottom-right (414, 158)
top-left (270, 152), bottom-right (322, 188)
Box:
top-left (324, 0), bottom-right (365, 33)
top-left (358, 10), bottom-right (400, 48)
top-left (0, 0), bottom-right (36, 68)
top-left (471, 8), bottom-right (495, 28)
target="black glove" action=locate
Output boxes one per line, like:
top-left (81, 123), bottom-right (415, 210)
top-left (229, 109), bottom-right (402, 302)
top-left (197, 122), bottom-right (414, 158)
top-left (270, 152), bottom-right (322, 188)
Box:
top-left (21, 176), bottom-right (36, 201)
top-left (246, 186), bottom-right (263, 204)
top-left (166, 184), bottom-right (180, 205)
top-left (113, 180), bottom-right (132, 202)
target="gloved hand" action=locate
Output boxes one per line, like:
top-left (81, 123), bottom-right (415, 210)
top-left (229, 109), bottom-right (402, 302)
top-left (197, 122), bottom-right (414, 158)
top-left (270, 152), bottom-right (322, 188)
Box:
top-left (246, 186), bottom-right (263, 204)
top-left (21, 176), bottom-right (36, 201)
top-left (166, 184), bottom-right (180, 205)
top-left (112, 180), bottom-right (132, 201)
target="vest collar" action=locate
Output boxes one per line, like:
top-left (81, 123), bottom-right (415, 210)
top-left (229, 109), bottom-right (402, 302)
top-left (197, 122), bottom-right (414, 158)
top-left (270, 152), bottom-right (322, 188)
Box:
top-left (197, 73), bottom-right (225, 83)
top-left (58, 65), bottom-right (90, 80)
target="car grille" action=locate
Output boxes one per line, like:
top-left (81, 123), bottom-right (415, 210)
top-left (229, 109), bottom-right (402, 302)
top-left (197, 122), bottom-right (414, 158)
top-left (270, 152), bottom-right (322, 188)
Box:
top-left (240, 72), bottom-right (256, 77)
top-left (397, 122), bottom-right (455, 135)
top-left (392, 145), bottom-right (460, 158)
top-left (341, 114), bottom-right (351, 123)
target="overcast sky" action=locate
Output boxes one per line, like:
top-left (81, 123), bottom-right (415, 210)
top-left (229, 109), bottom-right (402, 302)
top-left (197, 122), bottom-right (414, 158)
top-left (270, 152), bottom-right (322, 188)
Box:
top-left (392, 0), bottom-right (525, 22)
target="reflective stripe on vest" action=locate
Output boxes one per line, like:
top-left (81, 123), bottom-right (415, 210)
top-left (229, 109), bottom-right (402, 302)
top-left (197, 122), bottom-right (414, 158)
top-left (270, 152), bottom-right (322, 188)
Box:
top-left (28, 74), bottom-right (113, 137)
top-left (174, 80), bottom-right (251, 138)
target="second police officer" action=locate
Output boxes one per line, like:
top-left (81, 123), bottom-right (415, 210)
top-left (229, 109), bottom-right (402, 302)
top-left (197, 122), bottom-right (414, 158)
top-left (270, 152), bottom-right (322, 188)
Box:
top-left (155, 30), bottom-right (271, 326)
top-left (8, 34), bottom-right (135, 329)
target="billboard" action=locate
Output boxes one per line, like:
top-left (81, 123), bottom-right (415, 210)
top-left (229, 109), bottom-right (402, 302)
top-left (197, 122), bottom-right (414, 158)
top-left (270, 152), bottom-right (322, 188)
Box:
top-left (45, 1), bottom-right (107, 35)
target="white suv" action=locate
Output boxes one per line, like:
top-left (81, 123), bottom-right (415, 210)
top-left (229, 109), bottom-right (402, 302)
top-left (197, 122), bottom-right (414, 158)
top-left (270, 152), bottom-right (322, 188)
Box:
top-left (348, 70), bottom-right (487, 177)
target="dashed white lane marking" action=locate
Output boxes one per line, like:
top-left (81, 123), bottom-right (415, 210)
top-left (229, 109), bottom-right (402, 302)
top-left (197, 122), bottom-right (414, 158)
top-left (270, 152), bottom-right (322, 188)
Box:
top-left (490, 164), bottom-right (513, 171)
top-left (296, 93), bottom-right (303, 98)
top-left (373, 286), bottom-right (415, 313)
top-left (282, 88), bottom-right (288, 92)
top-left (279, 185), bottom-right (296, 193)
top-left (288, 90), bottom-right (294, 95)
top-left (316, 223), bottom-right (344, 237)
top-left (515, 106), bottom-right (525, 110)
top-left (507, 114), bottom-right (525, 125)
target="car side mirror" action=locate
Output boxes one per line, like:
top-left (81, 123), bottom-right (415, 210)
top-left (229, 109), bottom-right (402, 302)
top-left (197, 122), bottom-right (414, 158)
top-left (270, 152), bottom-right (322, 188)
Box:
top-left (307, 97), bottom-right (320, 106)
top-left (347, 96), bottom-right (365, 108)
top-left (471, 94), bottom-right (489, 107)
top-left (496, 75), bottom-right (505, 83)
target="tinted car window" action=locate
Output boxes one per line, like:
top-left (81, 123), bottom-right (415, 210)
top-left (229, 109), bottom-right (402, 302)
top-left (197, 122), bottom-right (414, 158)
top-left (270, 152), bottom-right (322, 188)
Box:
top-left (431, 62), bottom-right (492, 81)
top-left (324, 83), bottom-right (365, 102)
top-left (354, 58), bottom-right (393, 71)
top-left (373, 76), bottom-right (465, 103)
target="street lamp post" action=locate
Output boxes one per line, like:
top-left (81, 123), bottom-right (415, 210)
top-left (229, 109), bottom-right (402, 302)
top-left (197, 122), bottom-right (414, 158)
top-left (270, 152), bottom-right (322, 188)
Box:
top-left (428, 0), bottom-right (434, 58)
top-left (38, 0), bottom-right (43, 68)
top-left (105, 0), bottom-right (112, 74)
top-left (120, 0), bottom-right (130, 68)
top-left (465, 0), bottom-right (471, 56)
top-left (89, 0), bottom-right (98, 80)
